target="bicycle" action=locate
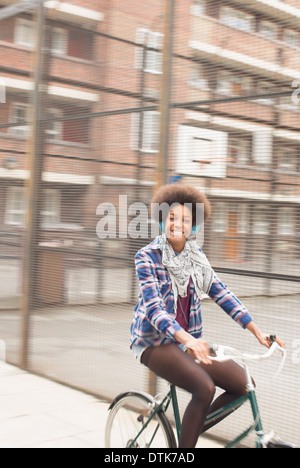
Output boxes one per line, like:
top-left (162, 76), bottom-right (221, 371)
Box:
top-left (105, 339), bottom-right (298, 449)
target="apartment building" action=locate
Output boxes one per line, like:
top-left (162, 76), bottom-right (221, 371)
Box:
top-left (0, 0), bottom-right (299, 303)
top-left (182, 0), bottom-right (300, 265)
top-left (99, 0), bottom-right (300, 267)
top-left (171, 0), bottom-right (300, 266)
top-left (0, 0), bottom-right (105, 234)
top-left (0, 0), bottom-right (106, 303)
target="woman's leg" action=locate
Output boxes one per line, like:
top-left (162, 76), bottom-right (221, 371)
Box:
top-left (141, 344), bottom-right (215, 448)
top-left (199, 358), bottom-right (253, 433)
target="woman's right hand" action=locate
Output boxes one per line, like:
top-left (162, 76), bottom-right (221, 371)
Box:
top-left (174, 330), bottom-right (212, 365)
top-left (186, 338), bottom-right (212, 366)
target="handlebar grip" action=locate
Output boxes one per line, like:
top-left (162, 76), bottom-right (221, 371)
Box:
top-left (267, 335), bottom-right (277, 344)
top-left (209, 344), bottom-right (219, 354)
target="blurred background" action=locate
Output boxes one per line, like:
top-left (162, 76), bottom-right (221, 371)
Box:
top-left (0, 0), bottom-right (299, 446)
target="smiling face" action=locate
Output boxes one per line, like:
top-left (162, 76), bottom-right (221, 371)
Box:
top-left (164, 204), bottom-right (193, 252)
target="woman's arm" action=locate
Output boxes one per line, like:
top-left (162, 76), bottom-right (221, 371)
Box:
top-left (246, 321), bottom-right (285, 349)
top-left (209, 272), bottom-right (285, 349)
top-left (208, 273), bottom-right (253, 329)
top-left (174, 321), bottom-right (286, 366)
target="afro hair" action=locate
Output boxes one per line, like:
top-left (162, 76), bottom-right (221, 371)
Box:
top-left (151, 183), bottom-right (211, 226)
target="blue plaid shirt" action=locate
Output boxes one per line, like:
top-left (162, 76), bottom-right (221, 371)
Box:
top-left (130, 237), bottom-right (253, 348)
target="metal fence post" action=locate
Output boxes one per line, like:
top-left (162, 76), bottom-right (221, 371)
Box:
top-left (156, 0), bottom-right (174, 190)
top-left (20, 3), bottom-right (51, 369)
top-left (148, 0), bottom-right (175, 397)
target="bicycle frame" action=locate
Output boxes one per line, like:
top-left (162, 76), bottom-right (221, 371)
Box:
top-left (127, 342), bottom-right (285, 448)
top-left (127, 383), bottom-right (263, 449)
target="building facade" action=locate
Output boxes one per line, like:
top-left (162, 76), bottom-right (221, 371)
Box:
top-left (0, 0), bottom-right (300, 304)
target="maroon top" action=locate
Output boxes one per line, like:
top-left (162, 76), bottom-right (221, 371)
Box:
top-left (176, 277), bottom-right (192, 332)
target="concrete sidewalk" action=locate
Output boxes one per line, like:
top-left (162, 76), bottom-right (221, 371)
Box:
top-left (0, 362), bottom-right (221, 449)
top-left (0, 362), bottom-right (109, 448)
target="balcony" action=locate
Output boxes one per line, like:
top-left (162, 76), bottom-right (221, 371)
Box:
top-left (189, 15), bottom-right (300, 81)
top-left (50, 54), bottom-right (100, 88)
top-left (227, 0), bottom-right (300, 27)
top-left (0, 41), bottom-right (32, 74)
top-left (210, 96), bottom-right (275, 123)
top-left (0, 40), bottom-right (101, 90)
top-left (0, 1), bottom-right (104, 27)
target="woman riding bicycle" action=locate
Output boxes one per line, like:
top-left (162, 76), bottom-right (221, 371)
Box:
top-left (130, 183), bottom-right (285, 448)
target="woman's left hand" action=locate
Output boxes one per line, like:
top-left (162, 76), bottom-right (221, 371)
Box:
top-left (246, 322), bottom-right (285, 349)
top-left (257, 333), bottom-right (285, 350)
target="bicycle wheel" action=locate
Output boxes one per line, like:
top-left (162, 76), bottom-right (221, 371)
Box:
top-left (105, 391), bottom-right (177, 448)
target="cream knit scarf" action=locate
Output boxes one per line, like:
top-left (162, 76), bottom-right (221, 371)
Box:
top-left (160, 234), bottom-right (214, 314)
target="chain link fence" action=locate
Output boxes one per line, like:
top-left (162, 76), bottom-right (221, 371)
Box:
top-left (0, 0), bottom-right (299, 446)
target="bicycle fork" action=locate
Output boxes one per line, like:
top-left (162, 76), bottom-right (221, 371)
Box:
top-left (247, 383), bottom-right (264, 448)
top-left (170, 385), bottom-right (181, 442)
top-left (245, 362), bottom-right (264, 448)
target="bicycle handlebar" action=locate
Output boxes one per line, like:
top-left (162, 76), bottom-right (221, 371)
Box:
top-left (209, 342), bottom-right (286, 364)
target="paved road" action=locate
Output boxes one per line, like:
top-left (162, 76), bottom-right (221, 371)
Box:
top-left (0, 293), bottom-right (299, 447)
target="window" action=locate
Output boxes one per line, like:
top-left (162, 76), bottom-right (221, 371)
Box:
top-left (253, 206), bottom-right (269, 235)
top-left (131, 111), bottom-right (160, 152)
top-left (14, 19), bottom-right (35, 48)
top-left (10, 104), bottom-right (65, 142)
top-left (256, 81), bottom-right (276, 105)
top-left (228, 138), bottom-right (251, 165)
top-left (46, 109), bottom-right (63, 142)
top-left (252, 129), bottom-right (273, 166)
top-left (283, 29), bottom-right (300, 48)
top-left (189, 62), bottom-right (209, 90)
top-left (5, 187), bottom-right (26, 226)
top-left (42, 189), bottom-right (60, 227)
top-left (5, 187), bottom-right (60, 227)
top-left (277, 207), bottom-right (295, 235)
top-left (51, 27), bottom-right (68, 55)
top-left (213, 203), bottom-right (227, 232)
top-left (63, 107), bottom-right (90, 144)
top-left (259, 21), bottom-right (279, 40)
top-left (277, 147), bottom-right (298, 172)
top-left (238, 204), bottom-right (249, 234)
top-left (220, 7), bottom-right (255, 33)
top-left (68, 28), bottom-right (93, 60)
top-left (15, 19), bottom-right (68, 54)
top-left (191, 0), bottom-right (206, 16)
top-left (226, 203), bottom-right (249, 234)
top-left (135, 29), bottom-right (163, 74)
top-left (217, 71), bottom-right (252, 96)
top-left (10, 103), bottom-right (30, 138)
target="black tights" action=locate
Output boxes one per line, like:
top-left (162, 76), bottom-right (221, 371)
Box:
top-left (141, 344), bottom-right (252, 448)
